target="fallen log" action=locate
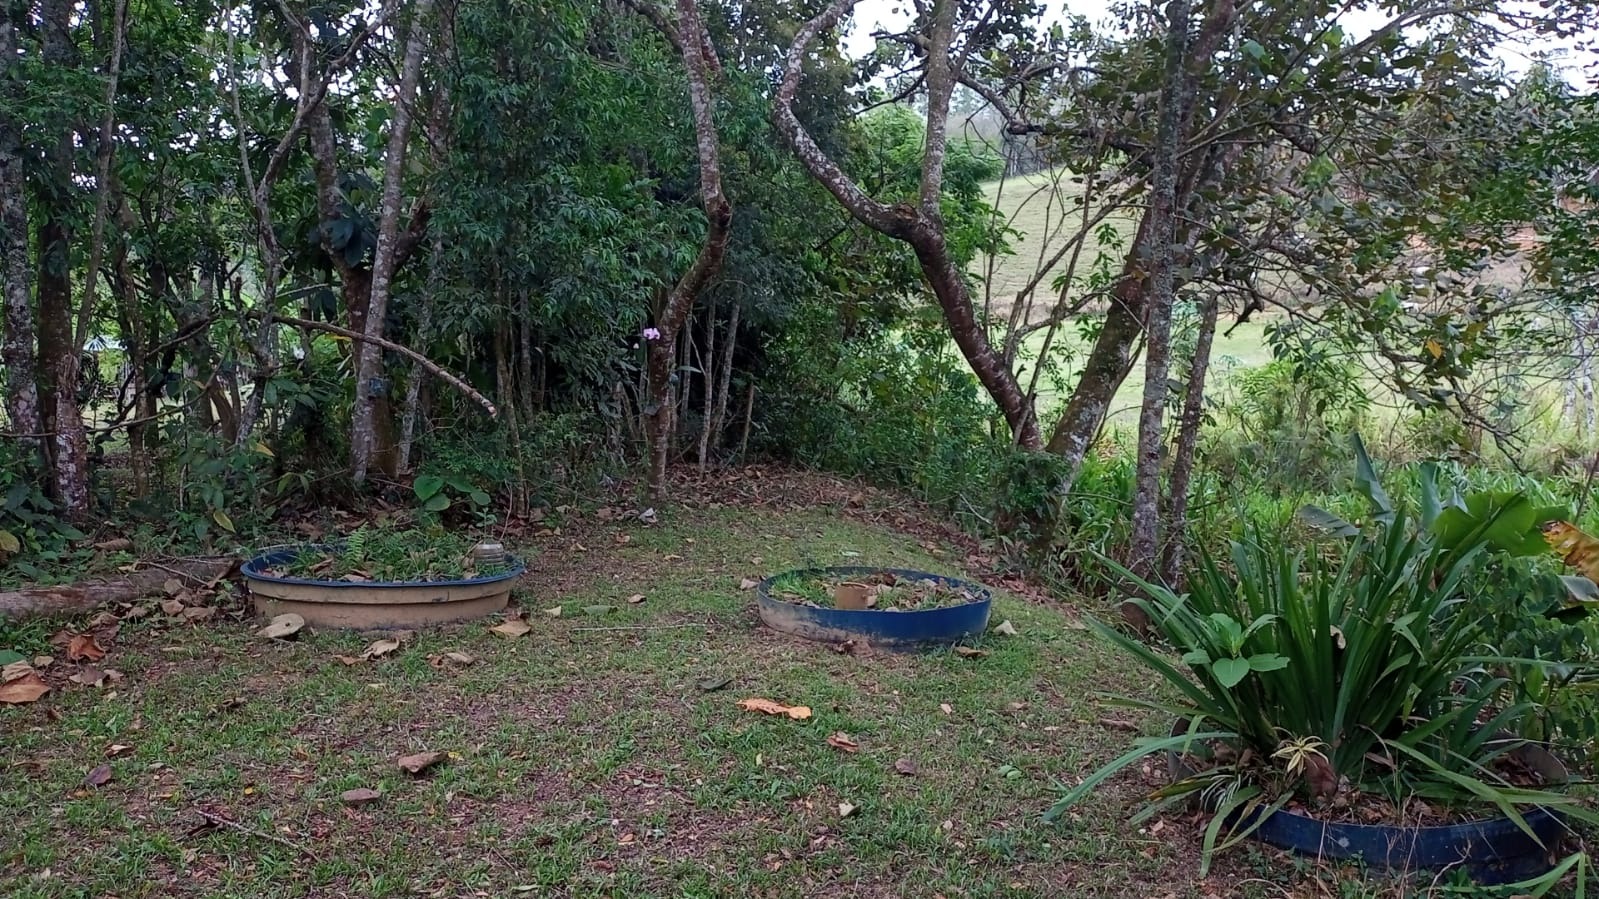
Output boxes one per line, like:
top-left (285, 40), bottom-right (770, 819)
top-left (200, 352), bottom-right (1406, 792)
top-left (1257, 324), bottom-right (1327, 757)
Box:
top-left (0, 557), bottom-right (240, 618)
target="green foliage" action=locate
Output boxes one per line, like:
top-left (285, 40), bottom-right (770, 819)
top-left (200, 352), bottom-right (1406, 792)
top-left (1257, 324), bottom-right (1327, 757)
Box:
top-left (272, 526), bottom-right (513, 583)
top-left (1047, 513), bottom-right (1598, 873)
top-left (1207, 358), bottom-right (1369, 495)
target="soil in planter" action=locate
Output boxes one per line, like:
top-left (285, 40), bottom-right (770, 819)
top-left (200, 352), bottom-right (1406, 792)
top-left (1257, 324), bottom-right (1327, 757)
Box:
top-left (264, 528), bottom-right (512, 583)
top-left (768, 571), bottom-right (981, 611)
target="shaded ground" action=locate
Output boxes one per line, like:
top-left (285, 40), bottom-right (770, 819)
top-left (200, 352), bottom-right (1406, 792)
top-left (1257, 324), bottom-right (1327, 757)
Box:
top-left (5, 470), bottom-right (1397, 898)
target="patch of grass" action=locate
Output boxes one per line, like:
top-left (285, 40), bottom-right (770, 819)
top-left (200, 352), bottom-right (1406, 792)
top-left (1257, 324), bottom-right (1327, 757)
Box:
top-left (0, 499), bottom-right (1447, 897)
top-left (265, 526), bottom-right (511, 582)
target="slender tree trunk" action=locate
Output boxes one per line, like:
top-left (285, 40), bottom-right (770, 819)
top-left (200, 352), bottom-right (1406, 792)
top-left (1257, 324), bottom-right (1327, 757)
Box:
top-left (1126, 0), bottom-right (1194, 626)
top-left (697, 295), bottom-right (717, 470)
top-left (709, 298), bottom-right (740, 448)
top-left (518, 291), bottom-right (535, 422)
top-left (352, 0), bottom-right (433, 484)
top-left (1160, 296), bottom-right (1218, 586)
top-left (0, 7), bottom-right (42, 449)
top-left (641, 0), bottom-right (733, 498)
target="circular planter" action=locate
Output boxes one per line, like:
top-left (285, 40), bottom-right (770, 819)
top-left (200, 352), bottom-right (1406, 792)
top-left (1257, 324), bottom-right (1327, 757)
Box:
top-left (242, 545), bottom-right (524, 630)
top-left (1166, 723), bottom-right (1571, 885)
top-left (756, 566), bottom-right (991, 647)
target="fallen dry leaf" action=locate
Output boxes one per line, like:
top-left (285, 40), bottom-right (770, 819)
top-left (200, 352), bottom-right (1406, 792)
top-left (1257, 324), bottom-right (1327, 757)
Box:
top-left (398, 751), bottom-right (448, 775)
top-left (2, 660), bottom-right (33, 681)
top-left (105, 743), bottom-right (135, 758)
top-left (341, 787), bottom-right (383, 806)
top-left (626, 593), bottom-right (647, 605)
top-left (894, 758), bottom-right (919, 776)
top-left (361, 639), bottom-right (402, 660)
top-left (66, 633), bottom-right (106, 662)
top-left (826, 732), bottom-right (860, 753)
top-left (162, 578), bottom-right (184, 596)
top-left (182, 606), bottom-right (217, 622)
top-left (543, 606), bottom-right (563, 618)
top-left (334, 655), bottom-right (362, 666)
top-left (1097, 717), bottom-right (1139, 732)
top-left (120, 605), bottom-right (152, 621)
top-left (160, 598), bottom-right (185, 616)
top-left (70, 667), bottom-right (108, 687)
top-left (429, 650), bottom-right (477, 669)
top-left (739, 578), bottom-right (759, 590)
top-left (0, 671), bottom-right (49, 704)
top-left (93, 537), bottom-right (133, 552)
top-left (84, 764), bottom-right (113, 788)
top-left (737, 697), bottom-right (812, 720)
top-left (953, 646), bottom-right (988, 658)
top-left (256, 613), bottom-right (305, 640)
top-left (31, 655), bottom-right (53, 669)
top-left (992, 620), bottom-right (1019, 636)
top-left (88, 611), bottom-right (121, 628)
top-left (838, 801), bottom-right (858, 818)
top-left (489, 618), bottom-right (532, 638)
top-left (939, 703), bottom-right (954, 715)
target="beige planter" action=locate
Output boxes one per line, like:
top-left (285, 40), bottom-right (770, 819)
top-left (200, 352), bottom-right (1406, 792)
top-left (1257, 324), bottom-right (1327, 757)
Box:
top-left (243, 546), bottom-right (522, 630)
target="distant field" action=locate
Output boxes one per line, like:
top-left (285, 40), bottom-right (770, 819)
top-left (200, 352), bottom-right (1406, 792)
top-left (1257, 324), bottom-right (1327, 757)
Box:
top-left (973, 168), bottom-right (1139, 321)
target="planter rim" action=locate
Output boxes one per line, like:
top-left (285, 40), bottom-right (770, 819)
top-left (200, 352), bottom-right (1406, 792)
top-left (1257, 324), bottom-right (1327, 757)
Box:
top-left (241, 543), bottom-right (524, 589)
top-left (757, 565), bottom-right (991, 612)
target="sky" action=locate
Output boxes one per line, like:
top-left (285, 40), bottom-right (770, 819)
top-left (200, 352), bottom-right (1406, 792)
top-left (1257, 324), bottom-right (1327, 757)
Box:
top-left (843, 0), bottom-right (1596, 86)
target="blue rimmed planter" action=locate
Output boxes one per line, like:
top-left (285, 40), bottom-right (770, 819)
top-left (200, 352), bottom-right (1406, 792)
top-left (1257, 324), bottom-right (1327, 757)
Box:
top-left (756, 566), bottom-right (991, 647)
top-left (1167, 723), bottom-right (1572, 885)
top-left (242, 545), bottom-right (525, 630)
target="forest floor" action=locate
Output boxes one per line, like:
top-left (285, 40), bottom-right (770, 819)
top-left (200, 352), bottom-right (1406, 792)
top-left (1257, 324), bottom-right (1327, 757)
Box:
top-left (5, 468), bottom-right (1387, 898)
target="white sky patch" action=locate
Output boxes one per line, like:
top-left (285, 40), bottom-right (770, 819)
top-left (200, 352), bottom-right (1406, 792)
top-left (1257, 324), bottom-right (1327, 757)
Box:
top-left (845, 0), bottom-right (1595, 85)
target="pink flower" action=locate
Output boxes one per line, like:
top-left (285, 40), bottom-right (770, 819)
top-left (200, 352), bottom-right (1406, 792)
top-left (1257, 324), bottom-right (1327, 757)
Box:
top-left (643, 327), bottom-right (662, 341)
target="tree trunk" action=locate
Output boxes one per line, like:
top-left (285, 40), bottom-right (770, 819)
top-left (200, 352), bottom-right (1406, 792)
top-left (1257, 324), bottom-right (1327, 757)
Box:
top-left (35, 0), bottom-right (91, 516)
top-left (642, 0), bottom-right (733, 499)
top-left (518, 291), bottom-right (536, 422)
top-left (1160, 296), bottom-right (1218, 587)
top-left (352, 0), bottom-right (433, 484)
top-left (697, 295), bottom-right (717, 470)
top-left (709, 298), bottom-right (740, 448)
top-left (0, 557), bottom-right (238, 619)
top-left (0, 7), bottom-right (42, 451)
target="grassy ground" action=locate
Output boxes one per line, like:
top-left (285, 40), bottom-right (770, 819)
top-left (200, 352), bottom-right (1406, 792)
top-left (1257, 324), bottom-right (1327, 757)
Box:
top-left (0, 473), bottom-right (1443, 897)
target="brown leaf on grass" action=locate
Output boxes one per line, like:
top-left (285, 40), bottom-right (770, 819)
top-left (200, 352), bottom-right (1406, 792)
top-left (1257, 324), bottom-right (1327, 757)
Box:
top-left (341, 787), bottom-right (383, 806)
top-left (826, 732), bottom-right (860, 753)
top-left (160, 598), bottom-right (185, 617)
top-left (66, 633), bottom-right (106, 662)
top-left (162, 578), bottom-right (184, 596)
top-left (992, 620), bottom-right (1019, 636)
top-left (2, 660), bottom-right (32, 681)
top-left (361, 639), bottom-right (401, 660)
top-left (398, 751), bottom-right (448, 775)
top-left (427, 651), bottom-right (477, 669)
top-left (894, 758), bottom-right (919, 776)
top-left (1097, 717), bottom-right (1140, 732)
top-left (837, 801), bottom-right (858, 818)
top-left (542, 606), bottom-right (563, 618)
top-left (489, 618), bottom-right (532, 638)
top-left (255, 613), bottom-right (305, 640)
top-left (736, 697), bottom-right (812, 720)
top-left (70, 667), bottom-right (108, 687)
top-left (334, 655), bottom-right (362, 666)
top-left (953, 646), bottom-right (988, 658)
top-left (939, 703), bottom-right (953, 715)
top-left (84, 764), bottom-right (113, 788)
top-left (105, 743), bottom-right (134, 758)
top-left (120, 604), bottom-right (152, 621)
top-left (93, 537), bottom-right (133, 552)
top-left (88, 611), bottom-right (121, 628)
top-left (626, 593), bottom-right (647, 605)
top-left (182, 606), bottom-right (217, 622)
top-left (0, 671), bottom-right (49, 704)
top-left (31, 655), bottom-right (53, 669)
top-left (739, 578), bottom-right (759, 590)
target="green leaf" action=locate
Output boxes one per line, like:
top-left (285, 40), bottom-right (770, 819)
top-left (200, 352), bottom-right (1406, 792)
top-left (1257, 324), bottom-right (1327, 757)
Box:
top-left (0, 649), bottom-right (25, 666)
top-left (0, 529), bottom-right (19, 554)
top-left (469, 491), bottom-right (491, 507)
top-left (1561, 575), bottom-right (1599, 606)
top-left (414, 475), bottom-right (446, 501)
top-left (1418, 462), bottom-right (1442, 528)
top-left (423, 494), bottom-right (451, 513)
top-left (1296, 505), bottom-right (1357, 537)
top-left (444, 475), bottom-right (475, 494)
top-left (1248, 653), bottom-right (1289, 672)
top-left (1211, 657), bottom-right (1251, 688)
top-left (1042, 730), bottom-right (1235, 822)
top-left (57, 523), bottom-right (86, 541)
top-left (1351, 433), bottom-right (1393, 522)
top-left (212, 509), bottom-right (236, 534)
